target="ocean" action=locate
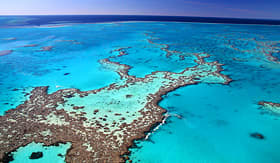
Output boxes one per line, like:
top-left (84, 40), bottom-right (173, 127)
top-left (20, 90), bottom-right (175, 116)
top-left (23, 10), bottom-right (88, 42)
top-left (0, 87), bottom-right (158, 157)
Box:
top-left (0, 16), bottom-right (280, 163)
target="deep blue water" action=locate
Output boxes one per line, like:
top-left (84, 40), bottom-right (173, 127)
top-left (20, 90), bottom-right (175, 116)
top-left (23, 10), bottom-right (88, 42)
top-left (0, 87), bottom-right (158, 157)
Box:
top-left (0, 15), bottom-right (280, 27)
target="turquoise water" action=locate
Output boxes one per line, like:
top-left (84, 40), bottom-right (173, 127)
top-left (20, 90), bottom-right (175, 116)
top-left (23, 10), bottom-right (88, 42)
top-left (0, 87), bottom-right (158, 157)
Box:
top-left (128, 23), bottom-right (280, 163)
top-left (10, 142), bottom-right (71, 163)
top-left (1, 20), bottom-right (280, 162)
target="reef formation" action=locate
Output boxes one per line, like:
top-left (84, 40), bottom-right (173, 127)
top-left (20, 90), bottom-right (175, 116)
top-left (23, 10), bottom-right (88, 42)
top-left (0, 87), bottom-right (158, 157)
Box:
top-left (258, 101), bottom-right (280, 114)
top-left (0, 40), bottom-right (231, 162)
top-left (0, 50), bottom-right (13, 56)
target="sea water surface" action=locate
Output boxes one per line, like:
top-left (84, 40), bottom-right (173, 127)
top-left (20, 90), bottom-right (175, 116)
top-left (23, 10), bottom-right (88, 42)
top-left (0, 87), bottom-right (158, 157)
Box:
top-left (1, 16), bottom-right (280, 162)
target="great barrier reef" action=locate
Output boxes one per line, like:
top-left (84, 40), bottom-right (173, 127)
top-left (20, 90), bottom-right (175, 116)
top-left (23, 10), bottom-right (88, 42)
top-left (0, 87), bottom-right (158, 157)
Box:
top-left (0, 16), bottom-right (280, 162)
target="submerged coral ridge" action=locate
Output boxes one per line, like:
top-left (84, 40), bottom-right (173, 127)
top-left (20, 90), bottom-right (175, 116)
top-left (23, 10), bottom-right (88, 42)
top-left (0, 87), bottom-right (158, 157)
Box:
top-left (259, 101), bottom-right (280, 114)
top-left (0, 45), bottom-right (231, 162)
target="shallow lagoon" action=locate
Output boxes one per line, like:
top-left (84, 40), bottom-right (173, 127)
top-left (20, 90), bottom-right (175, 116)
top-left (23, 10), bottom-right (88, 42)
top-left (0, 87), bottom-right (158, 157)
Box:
top-left (10, 142), bottom-right (71, 163)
